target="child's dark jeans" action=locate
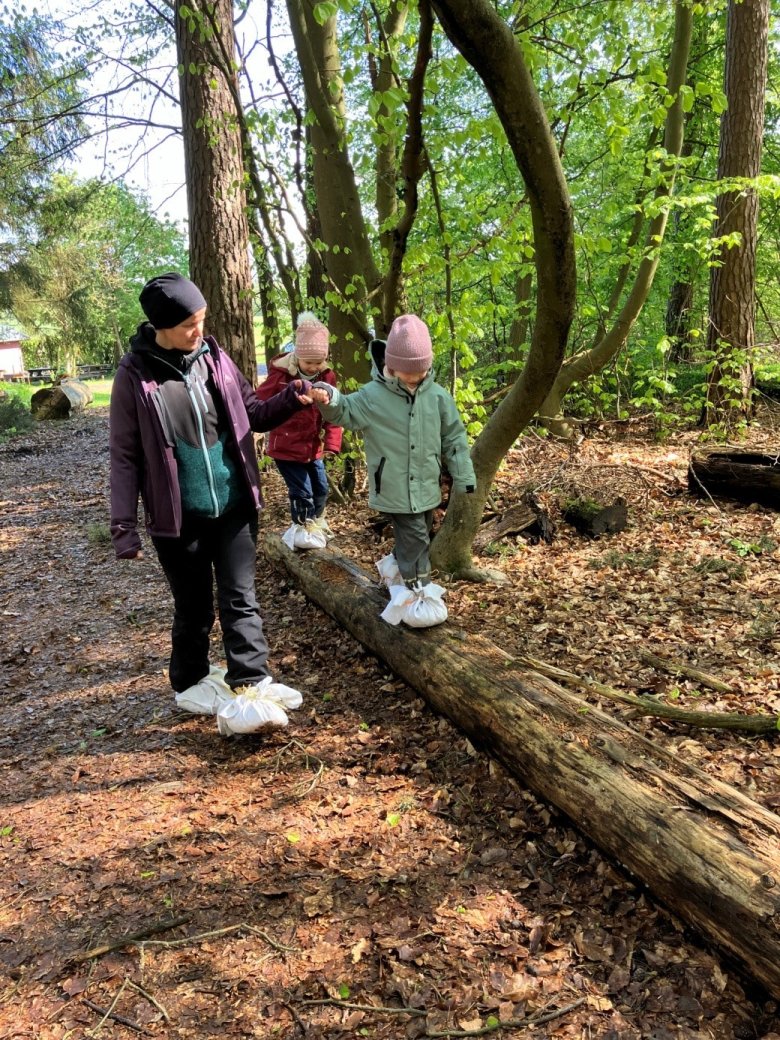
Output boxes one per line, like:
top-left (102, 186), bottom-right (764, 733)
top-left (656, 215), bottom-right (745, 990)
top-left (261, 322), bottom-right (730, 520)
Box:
top-left (275, 459), bottom-right (329, 523)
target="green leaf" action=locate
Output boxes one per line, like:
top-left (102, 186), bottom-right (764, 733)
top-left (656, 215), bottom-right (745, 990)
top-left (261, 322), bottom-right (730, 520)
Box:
top-left (313, 2), bottom-right (338, 25)
top-left (339, 983), bottom-right (350, 999)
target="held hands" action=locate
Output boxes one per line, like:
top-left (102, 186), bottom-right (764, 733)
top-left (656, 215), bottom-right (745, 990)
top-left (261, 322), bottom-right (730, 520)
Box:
top-left (291, 379), bottom-right (331, 406)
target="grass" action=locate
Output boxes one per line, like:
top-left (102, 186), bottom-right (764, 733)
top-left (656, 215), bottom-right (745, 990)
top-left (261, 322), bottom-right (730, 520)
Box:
top-left (0, 377), bottom-right (113, 409)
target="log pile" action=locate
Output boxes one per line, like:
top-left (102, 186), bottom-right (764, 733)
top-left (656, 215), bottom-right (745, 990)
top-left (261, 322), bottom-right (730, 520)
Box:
top-left (31, 379), bottom-right (93, 420)
top-left (262, 532), bottom-right (780, 997)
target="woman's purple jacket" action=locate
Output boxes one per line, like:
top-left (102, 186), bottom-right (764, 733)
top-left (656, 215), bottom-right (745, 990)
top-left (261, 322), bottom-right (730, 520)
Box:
top-left (109, 334), bottom-right (308, 559)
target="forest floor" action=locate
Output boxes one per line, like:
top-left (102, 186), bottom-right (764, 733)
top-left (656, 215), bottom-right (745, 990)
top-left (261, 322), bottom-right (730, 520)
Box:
top-left (1, 404), bottom-right (779, 1040)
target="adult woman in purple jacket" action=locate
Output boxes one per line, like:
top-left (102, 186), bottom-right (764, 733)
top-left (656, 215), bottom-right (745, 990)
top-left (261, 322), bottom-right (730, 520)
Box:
top-left (109, 272), bottom-right (324, 726)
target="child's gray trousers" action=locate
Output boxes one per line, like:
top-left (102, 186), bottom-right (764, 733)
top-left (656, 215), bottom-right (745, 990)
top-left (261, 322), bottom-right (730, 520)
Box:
top-left (388, 510), bottom-right (435, 586)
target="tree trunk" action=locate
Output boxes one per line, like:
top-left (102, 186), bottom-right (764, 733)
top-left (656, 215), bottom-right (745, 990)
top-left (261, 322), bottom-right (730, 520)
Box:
top-left (689, 448), bottom-right (780, 508)
top-left (703, 0), bottom-right (770, 424)
top-left (30, 379), bottom-right (92, 419)
top-left (175, 0), bottom-right (256, 382)
top-left (263, 533), bottom-right (780, 999)
top-left (537, 3), bottom-right (692, 438)
top-left (285, 0), bottom-right (383, 381)
top-left (428, 0), bottom-right (576, 579)
top-left (666, 274), bottom-right (695, 363)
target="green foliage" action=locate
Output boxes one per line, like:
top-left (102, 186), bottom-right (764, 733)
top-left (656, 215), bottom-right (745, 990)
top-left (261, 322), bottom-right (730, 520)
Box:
top-left (588, 548), bottom-right (661, 572)
top-left (727, 536), bottom-right (776, 558)
top-left (86, 522), bottom-right (112, 546)
top-left (3, 175), bottom-right (187, 370)
top-left (0, 390), bottom-right (35, 439)
top-left (0, 11), bottom-right (86, 232)
top-left (7, 0), bottom-right (779, 440)
top-left (693, 556), bottom-right (746, 580)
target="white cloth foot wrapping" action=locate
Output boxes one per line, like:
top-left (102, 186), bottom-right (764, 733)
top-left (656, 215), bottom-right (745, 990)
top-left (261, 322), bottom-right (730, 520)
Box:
top-left (282, 521), bottom-right (327, 550)
top-left (175, 664), bottom-right (231, 715)
top-left (216, 676), bottom-right (304, 736)
top-left (376, 553), bottom-right (405, 589)
top-left (380, 582), bottom-right (448, 628)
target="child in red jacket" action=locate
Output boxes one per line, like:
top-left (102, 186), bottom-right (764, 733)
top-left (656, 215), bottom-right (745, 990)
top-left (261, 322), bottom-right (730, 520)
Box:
top-left (257, 312), bottom-right (342, 547)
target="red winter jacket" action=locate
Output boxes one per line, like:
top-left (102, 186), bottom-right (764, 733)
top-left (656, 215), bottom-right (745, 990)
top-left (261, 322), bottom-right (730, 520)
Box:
top-left (257, 354), bottom-right (343, 462)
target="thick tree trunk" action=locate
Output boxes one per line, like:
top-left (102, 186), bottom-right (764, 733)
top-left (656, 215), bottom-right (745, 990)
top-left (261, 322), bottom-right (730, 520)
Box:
top-left (689, 448), bottom-right (780, 508)
top-left (263, 533), bottom-right (780, 997)
top-left (704, 0), bottom-right (769, 423)
top-left (175, 0), bottom-right (256, 382)
top-left (30, 379), bottom-right (92, 419)
top-left (429, 0), bottom-right (576, 578)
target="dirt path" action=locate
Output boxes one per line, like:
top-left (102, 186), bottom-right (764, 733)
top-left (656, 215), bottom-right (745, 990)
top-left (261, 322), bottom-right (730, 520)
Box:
top-left (1, 410), bottom-right (778, 1039)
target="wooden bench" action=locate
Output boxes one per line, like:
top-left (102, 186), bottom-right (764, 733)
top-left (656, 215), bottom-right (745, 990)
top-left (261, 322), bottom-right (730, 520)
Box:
top-left (27, 367), bottom-right (55, 384)
top-left (76, 365), bottom-right (114, 380)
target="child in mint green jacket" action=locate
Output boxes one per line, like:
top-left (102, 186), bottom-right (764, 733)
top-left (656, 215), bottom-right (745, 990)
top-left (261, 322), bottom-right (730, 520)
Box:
top-left (313, 314), bottom-right (475, 624)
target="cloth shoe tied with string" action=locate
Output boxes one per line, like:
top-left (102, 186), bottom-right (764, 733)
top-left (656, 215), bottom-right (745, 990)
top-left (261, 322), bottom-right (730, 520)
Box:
top-left (175, 664), bottom-right (232, 715)
top-left (282, 520), bottom-right (327, 551)
top-left (376, 553), bottom-right (405, 589)
top-left (380, 582), bottom-right (448, 628)
top-left (216, 676), bottom-right (304, 736)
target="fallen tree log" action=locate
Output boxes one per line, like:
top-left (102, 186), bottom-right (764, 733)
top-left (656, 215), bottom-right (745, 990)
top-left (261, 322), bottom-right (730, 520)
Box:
top-left (688, 448), bottom-right (780, 509)
top-left (30, 379), bottom-right (93, 420)
top-left (473, 493), bottom-right (555, 549)
top-left (262, 532), bottom-right (780, 997)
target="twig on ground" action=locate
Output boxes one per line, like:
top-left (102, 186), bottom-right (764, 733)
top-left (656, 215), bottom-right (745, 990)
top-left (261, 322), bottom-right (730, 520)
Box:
top-left (424, 997), bottom-right (587, 1036)
top-left (517, 654), bottom-right (778, 734)
top-left (83, 981), bottom-right (148, 1035)
top-left (297, 996), bottom-right (586, 1036)
top-left (638, 650), bottom-right (734, 693)
top-left (142, 922), bottom-right (299, 953)
top-left (300, 998), bottom-right (426, 1017)
top-left (69, 915), bottom-right (192, 964)
top-left (273, 738), bottom-right (325, 795)
top-left (283, 1000), bottom-right (311, 1035)
top-left (126, 979), bottom-right (170, 1023)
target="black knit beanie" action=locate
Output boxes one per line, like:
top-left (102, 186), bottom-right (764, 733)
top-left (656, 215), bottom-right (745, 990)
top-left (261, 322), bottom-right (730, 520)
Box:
top-left (139, 272), bottom-right (207, 330)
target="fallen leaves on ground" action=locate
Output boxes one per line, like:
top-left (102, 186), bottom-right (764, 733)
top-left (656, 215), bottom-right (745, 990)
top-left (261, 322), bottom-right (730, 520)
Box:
top-left (0, 407), bottom-right (779, 1039)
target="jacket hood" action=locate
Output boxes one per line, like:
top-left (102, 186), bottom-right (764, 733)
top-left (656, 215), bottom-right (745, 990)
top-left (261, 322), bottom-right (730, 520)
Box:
top-left (369, 338), bottom-right (386, 373)
top-left (129, 322), bottom-right (159, 354)
top-left (129, 323), bottom-right (210, 374)
top-left (272, 351), bottom-right (331, 378)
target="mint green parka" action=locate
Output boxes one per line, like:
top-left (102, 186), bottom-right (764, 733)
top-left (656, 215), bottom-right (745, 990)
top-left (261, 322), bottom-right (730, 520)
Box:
top-left (317, 341), bottom-right (476, 515)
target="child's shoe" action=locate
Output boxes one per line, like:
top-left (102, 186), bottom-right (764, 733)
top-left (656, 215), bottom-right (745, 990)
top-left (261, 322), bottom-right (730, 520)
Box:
top-left (282, 520), bottom-right (327, 550)
top-left (380, 582), bottom-right (448, 628)
top-left (175, 664), bottom-right (232, 715)
top-left (216, 676), bottom-right (304, 736)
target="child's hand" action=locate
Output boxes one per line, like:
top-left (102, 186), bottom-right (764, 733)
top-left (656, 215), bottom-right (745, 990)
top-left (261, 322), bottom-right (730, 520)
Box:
top-left (290, 378), bottom-right (315, 405)
top-left (307, 387), bottom-right (332, 405)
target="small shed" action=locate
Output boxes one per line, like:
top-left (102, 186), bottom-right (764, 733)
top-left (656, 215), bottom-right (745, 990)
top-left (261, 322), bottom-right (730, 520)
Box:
top-left (0, 324), bottom-right (26, 379)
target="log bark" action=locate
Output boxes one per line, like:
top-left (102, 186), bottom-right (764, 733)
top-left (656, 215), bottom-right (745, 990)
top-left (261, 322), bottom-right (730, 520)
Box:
top-left (562, 496), bottom-right (628, 537)
top-left (688, 448), bottom-right (780, 508)
top-left (473, 494), bottom-right (555, 550)
top-left (30, 379), bottom-right (93, 420)
top-left (262, 532), bottom-right (780, 997)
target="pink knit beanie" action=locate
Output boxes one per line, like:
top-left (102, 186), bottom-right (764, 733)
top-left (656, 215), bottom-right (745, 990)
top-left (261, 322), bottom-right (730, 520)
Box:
top-left (385, 314), bottom-right (433, 374)
top-left (294, 311), bottom-right (329, 361)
